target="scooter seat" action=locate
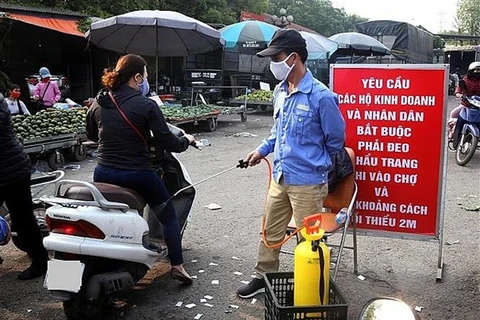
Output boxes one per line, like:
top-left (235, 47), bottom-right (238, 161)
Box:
top-left (63, 183), bottom-right (147, 211)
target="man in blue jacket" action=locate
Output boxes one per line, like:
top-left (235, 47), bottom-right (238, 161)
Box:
top-left (237, 29), bottom-right (346, 298)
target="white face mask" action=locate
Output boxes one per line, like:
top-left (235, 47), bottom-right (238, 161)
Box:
top-left (270, 53), bottom-right (295, 81)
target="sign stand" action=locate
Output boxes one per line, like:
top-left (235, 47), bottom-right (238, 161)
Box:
top-left (330, 64), bottom-right (450, 281)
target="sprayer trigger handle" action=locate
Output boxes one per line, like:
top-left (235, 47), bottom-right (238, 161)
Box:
top-left (237, 159), bottom-right (249, 169)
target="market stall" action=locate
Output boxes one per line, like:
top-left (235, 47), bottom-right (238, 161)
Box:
top-left (229, 89), bottom-right (273, 121)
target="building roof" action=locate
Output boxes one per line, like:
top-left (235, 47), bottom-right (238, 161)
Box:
top-left (445, 44), bottom-right (480, 52)
top-left (0, 2), bottom-right (86, 18)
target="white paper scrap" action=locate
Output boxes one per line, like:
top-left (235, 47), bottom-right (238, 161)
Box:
top-left (251, 298), bottom-right (257, 304)
top-left (191, 275), bottom-right (198, 279)
top-left (209, 262), bottom-right (219, 266)
top-left (204, 295), bottom-right (213, 300)
top-left (198, 270), bottom-right (205, 273)
top-left (230, 305), bottom-right (239, 309)
top-left (204, 303), bottom-right (214, 308)
top-left (200, 299), bottom-right (207, 303)
top-left (241, 280), bottom-right (250, 285)
top-left (206, 203), bottom-right (222, 210)
top-left (231, 256), bottom-right (240, 260)
top-left (415, 306), bottom-right (424, 312)
top-left (194, 314), bottom-right (203, 320)
top-left (234, 271), bottom-right (243, 276)
top-left (185, 303), bottom-right (196, 309)
top-left (357, 275), bottom-right (366, 281)
top-left (176, 301), bottom-right (183, 307)
top-left (211, 280), bottom-right (219, 285)
top-left (192, 260), bottom-right (198, 263)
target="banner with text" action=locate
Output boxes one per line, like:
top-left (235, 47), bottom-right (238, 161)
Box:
top-left (331, 65), bottom-right (448, 239)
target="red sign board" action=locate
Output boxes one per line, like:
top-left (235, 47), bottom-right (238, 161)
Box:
top-left (331, 65), bottom-right (448, 238)
top-left (240, 11), bottom-right (266, 22)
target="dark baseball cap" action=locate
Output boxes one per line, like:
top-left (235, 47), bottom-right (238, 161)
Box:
top-left (257, 29), bottom-right (306, 58)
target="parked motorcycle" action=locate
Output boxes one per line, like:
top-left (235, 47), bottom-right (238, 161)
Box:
top-left (0, 170), bottom-right (64, 251)
top-left (40, 125), bottom-right (198, 320)
top-left (452, 95), bottom-right (480, 166)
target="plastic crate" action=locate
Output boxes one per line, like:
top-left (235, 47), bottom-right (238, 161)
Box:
top-left (265, 272), bottom-right (348, 320)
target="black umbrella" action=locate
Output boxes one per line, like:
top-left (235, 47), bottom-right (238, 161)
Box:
top-left (329, 32), bottom-right (390, 56)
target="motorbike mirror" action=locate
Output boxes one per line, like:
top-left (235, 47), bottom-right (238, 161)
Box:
top-left (358, 298), bottom-right (417, 320)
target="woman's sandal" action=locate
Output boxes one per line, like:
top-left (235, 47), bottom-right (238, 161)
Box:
top-left (170, 268), bottom-right (193, 285)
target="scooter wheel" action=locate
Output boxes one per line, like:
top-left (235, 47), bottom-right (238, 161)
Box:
top-left (455, 132), bottom-right (478, 166)
top-left (63, 287), bottom-right (109, 320)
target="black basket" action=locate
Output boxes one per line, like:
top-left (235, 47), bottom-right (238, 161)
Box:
top-left (265, 272), bottom-right (348, 320)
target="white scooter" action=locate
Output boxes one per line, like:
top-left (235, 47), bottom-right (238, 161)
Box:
top-left (40, 125), bottom-right (198, 320)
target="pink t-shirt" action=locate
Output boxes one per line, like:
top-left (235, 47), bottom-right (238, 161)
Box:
top-left (34, 81), bottom-right (61, 106)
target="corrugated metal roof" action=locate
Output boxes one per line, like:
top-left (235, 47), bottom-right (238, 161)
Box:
top-left (445, 44), bottom-right (480, 52)
top-left (0, 2), bottom-right (86, 18)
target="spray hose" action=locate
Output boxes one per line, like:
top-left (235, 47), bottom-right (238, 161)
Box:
top-left (260, 158), bottom-right (305, 249)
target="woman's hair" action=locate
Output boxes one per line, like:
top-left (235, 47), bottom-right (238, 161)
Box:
top-left (102, 54), bottom-right (147, 90)
top-left (6, 83), bottom-right (20, 97)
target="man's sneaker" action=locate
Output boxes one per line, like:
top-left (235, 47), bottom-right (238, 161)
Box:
top-left (237, 277), bottom-right (265, 299)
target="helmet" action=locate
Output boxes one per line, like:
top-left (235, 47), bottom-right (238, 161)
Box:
top-left (468, 61), bottom-right (480, 72)
top-left (39, 67), bottom-right (52, 79)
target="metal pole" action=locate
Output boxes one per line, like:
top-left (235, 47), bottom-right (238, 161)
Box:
top-left (155, 24), bottom-right (159, 94)
top-left (89, 48), bottom-right (94, 97)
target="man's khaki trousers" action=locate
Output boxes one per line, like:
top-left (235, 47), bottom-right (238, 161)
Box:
top-left (254, 178), bottom-right (328, 276)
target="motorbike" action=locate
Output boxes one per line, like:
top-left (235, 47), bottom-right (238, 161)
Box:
top-left (39, 124), bottom-right (246, 320)
top-left (0, 170), bottom-right (64, 251)
top-left (451, 95), bottom-right (480, 166)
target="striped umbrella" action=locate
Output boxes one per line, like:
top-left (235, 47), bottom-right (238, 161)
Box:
top-left (220, 21), bottom-right (279, 53)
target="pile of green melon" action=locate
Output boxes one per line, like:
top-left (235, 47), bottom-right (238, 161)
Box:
top-left (12, 108), bottom-right (87, 143)
top-left (160, 104), bottom-right (220, 121)
top-left (235, 90), bottom-right (273, 102)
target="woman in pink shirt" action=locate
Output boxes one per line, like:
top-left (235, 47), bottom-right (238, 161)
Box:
top-left (33, 67), bottom-right (61, 109)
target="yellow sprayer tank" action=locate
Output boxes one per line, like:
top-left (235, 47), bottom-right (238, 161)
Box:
top-left (294, 214), bottom-right (330, 306)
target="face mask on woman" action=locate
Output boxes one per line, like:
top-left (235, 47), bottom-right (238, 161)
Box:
top-left (10, 91), bottom-right (21, 100)
top-left (138, 75), bottom-right (150, 96)
top-left (270, 53), bottom-right (295, 81)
